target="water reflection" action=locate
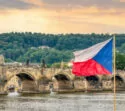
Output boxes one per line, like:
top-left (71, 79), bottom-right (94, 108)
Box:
top-left (0, 92), bottom-right (125, 111)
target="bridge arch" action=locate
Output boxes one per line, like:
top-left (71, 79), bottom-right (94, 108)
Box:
top-left (85, 76), bottom-right (102, 90)
top-left (86, 76), bottom-right (99, 82)
top-left (16, 73), bottom-right (35, 81)
top-left (111, 75), bottom-right (125, 89)
top-left (52, 73), bottom-right (73, 90)
top-left (111, 75), bottom-right (124, 82)
top-left (54, 74), bottom-right (70, 81)
top-left (16, 72), bottom-right (38, 92)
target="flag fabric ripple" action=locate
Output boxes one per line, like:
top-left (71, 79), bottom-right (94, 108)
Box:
top-left (72, 38), bottom-right (113, 76)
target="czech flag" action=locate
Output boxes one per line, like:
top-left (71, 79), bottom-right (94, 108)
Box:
top-left (72, 38), bottom-right (113, 76)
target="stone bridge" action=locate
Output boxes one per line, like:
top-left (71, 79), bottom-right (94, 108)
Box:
top-left (0, 63), bottom-right (75, 93)
top-left (0, 63), bottom-right (125, 94)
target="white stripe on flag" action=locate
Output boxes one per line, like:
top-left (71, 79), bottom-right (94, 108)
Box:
top-left (73, 39), bottom-right (112, 62)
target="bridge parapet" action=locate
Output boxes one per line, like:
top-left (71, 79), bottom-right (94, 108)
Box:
top-left (3, 65), bottom-right (42, 81)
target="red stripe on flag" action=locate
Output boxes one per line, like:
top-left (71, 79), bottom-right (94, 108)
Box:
top-left (72, 59), bottom-right (111, 76)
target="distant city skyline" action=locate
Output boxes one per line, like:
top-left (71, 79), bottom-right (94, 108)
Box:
top-left (0, 0), bottom-right (125, 34)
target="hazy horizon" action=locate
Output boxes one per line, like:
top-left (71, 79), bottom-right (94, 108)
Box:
top-left (0, 0), bottom-right (125, 34)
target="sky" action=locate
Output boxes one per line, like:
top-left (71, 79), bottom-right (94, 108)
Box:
top-left (0, 0), bottom-right (125, 34)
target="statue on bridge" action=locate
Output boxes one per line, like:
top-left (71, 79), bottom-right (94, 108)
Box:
top-left (0, 55), bottom-right (5, 65)
top-left (26, 58), bottom-right (30, 66)
top-left (41, 59), bottom-right (46, 68)
top-left (41, 59), bottom-right (47, 75)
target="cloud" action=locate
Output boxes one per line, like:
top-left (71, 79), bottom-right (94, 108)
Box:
top-left (20, 0), bottom-right (43, 7)
top-left (0, 0), bottom-right (35, 9)
top-left (0, 0), bottom-right (124, 34)
top-left (0, 7), bottom-right (124, 34)
top-left (1, 0), bottom-right (125, 10)
top-left (120, 0), bottom-right (125, 2)
top-left (41, 0), bottom-right (125, 9)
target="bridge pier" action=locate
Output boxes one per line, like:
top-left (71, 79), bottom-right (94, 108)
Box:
top-left (52, 74), bottom-right (74, 93)
top-left (38, 76), bottom-right (50, 93)
top-left (74, 80), bottom-right (86, 91)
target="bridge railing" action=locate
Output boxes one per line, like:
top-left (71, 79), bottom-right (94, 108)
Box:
top-left (1, 63), bottom-right (41, 69)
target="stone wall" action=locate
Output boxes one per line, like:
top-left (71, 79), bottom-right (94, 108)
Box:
top-left (74, 80), bottom-right (86, 91)
top-left (4, 76), bottom-right (20, 92)
top-left (102, 80), bottom-right (113, 90)
top-left (39, 84), bottom-right (50, 93)
top-left (21, 80), bottom-right (38, 92)
top-left (53, 80), bottom-right (73, 91)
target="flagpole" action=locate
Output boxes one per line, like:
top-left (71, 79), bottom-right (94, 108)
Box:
top-left (113, 35), bottom-right (116, 111)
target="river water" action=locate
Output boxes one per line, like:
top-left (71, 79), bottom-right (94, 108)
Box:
top-left (0, 92), bottom-right (125, 111)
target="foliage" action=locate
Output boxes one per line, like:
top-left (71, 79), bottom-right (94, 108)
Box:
top-left (0, 32), bottom-right (125, 68)
top-left (51, 62), bottom-right (69, 68)
top-left (16, 48), bottom-right (73, 64)
top-left (116, 52), bottom-right (125, 70)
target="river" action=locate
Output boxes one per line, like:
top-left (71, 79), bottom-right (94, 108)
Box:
top-left (0, 92), bottom-right (125, 111)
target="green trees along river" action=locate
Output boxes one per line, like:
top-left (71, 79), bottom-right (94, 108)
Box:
top-left (0, 32), bottom-right (125, 69)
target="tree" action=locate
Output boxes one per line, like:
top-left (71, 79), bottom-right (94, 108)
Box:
top-left (116, 52), bottom-right (125, 70)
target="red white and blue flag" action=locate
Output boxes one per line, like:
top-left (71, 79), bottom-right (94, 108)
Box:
top-left (72, 38), bottom-right (113, 76)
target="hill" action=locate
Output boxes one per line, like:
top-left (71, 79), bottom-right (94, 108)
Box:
top-left (0, 32), bottom-right (125, 67)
